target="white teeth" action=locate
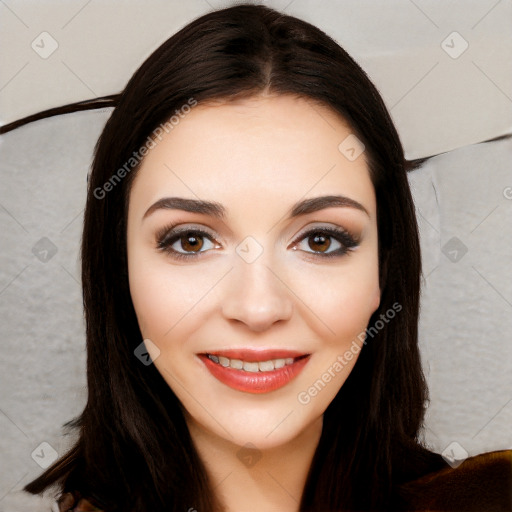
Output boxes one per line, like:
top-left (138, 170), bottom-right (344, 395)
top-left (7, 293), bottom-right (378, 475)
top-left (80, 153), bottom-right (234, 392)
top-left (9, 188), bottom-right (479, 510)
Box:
top-left (230, 359), bottom-right (243, 370)
top-left (243, 361), bottom-right (259, 372)
top-left (207, 354), bottom-right (300, 372)
top-left (258, 360), bottom-right (274, 372)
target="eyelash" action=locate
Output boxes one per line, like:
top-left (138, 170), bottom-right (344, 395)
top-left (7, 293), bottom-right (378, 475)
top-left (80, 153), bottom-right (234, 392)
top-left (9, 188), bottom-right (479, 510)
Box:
top-left (155, 223), bottom-right (359, 261)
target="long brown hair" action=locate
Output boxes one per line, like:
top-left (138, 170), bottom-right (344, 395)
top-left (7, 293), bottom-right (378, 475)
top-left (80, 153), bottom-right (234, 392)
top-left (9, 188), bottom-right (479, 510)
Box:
top-left (3, 4), bottom-right (444, 511)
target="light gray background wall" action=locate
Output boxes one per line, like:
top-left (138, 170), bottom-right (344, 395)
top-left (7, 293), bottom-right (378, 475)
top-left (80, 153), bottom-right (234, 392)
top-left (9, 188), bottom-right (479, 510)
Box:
top-left (1, 1), bottom-right (511, 511)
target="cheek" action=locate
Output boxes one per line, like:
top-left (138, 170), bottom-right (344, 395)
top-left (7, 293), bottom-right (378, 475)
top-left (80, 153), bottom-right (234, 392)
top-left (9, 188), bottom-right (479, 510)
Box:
top-left (127, 249), bottom-right (222, 342)
top-left (290, 254), bottom-right (380, 345)
top-left (128, 247), bottom-right (181, 339)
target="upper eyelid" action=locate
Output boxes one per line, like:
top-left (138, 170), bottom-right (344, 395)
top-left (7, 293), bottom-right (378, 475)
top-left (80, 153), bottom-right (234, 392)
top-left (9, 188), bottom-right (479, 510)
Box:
top-left (156, 224), bottom-right (358, 252)
top-left (157, 220), bottom-right (356, 235)
top-left (156, 223), bottom-right (218, 242)
top-left (291, 223), bottom-right (356, 239)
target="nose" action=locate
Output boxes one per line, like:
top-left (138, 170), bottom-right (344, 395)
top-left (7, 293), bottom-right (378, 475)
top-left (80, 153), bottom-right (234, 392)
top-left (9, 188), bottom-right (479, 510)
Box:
top-left (221, 259), bottom-right (293, 332)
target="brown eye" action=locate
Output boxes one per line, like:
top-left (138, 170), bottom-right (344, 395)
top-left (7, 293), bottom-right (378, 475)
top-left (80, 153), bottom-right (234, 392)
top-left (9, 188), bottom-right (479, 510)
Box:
top-left (292, 226), bottom-right (359, 258)
top-left (308, 233), bottom-right (331, 253)
top-left (180, 232), bottom-right (204, 253)
top-left (156, 227), bottom-right (218, 259)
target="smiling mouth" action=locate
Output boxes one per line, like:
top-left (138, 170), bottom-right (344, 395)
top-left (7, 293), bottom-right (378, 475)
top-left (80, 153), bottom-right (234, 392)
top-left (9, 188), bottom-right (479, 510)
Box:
top-left (198, 351), bottom-right (311, 393)
top-left (205, 353), bottom-right (308, 372)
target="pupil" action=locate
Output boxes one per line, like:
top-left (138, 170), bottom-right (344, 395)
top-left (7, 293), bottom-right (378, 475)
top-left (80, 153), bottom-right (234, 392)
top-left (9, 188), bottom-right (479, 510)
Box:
top-left (309, 233), bottom-right (330, 252)
top-left (182, 233), bottom-right (203, 252)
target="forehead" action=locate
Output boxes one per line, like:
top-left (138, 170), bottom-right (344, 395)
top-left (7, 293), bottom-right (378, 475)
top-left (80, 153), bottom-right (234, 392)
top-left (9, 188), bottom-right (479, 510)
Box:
top-left (130, 95), bottom-right (376, 220)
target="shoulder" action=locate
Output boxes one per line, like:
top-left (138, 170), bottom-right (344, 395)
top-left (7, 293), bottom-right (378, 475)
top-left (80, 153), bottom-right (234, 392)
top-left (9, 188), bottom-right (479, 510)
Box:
top-left (395, 449), bottom-right (512, 511)
top-left (55, 451), bottom-right (512, 512)
top-left (58, 491), bottom-right (104, 512)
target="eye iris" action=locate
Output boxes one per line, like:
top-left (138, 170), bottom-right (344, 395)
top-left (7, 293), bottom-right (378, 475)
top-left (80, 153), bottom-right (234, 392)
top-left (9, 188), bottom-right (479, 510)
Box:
top-left (308, 233), bottom-right (331, 252)
top-left (181, 232), bottom-right (203, 252)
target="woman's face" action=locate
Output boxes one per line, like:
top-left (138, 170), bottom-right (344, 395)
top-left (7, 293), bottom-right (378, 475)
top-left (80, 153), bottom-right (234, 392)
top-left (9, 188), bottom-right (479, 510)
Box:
top-left (126, 95), bottom-right (380, 450)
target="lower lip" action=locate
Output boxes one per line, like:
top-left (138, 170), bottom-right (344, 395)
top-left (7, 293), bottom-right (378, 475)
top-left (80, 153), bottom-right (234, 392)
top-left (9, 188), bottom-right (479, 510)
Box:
top-left (199, 355), bottom-right (310, 394)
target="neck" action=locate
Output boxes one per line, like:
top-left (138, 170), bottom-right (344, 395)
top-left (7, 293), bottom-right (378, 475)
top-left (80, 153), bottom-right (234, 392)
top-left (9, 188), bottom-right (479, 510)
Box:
top-left (186, 415), bottom-right (323, 512)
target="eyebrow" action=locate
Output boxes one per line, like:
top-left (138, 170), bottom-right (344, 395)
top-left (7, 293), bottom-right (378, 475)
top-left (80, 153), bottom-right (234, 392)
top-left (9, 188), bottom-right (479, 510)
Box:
top-left (142, 194), bottom-right (369, 221)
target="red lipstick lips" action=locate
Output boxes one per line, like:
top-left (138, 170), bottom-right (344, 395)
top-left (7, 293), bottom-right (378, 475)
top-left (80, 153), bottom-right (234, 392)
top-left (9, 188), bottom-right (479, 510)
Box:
top-left (198, 349), bottom-right (310, 394)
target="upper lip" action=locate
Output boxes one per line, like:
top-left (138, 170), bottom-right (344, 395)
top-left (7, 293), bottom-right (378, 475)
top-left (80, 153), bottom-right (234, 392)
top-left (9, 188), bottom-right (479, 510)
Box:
top-left (198, 349), bottom-right (309, 362)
